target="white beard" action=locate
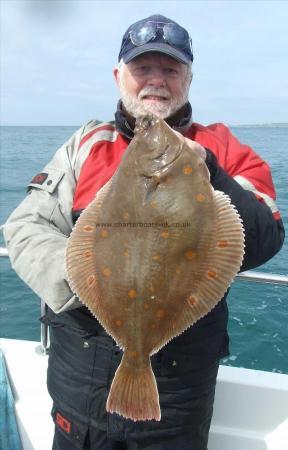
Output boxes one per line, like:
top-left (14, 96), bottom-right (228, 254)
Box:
top-left (118, 78), bottom-right (191, 119)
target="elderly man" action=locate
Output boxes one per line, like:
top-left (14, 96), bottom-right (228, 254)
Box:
top-left (4, 14), bottom-right (284, 450)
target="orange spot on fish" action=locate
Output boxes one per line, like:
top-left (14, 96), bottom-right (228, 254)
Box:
top-left (188, 296), bottom-right (198, 306)
top-left (152, 255), bottom-right (161, 261)
top-left (123, 250), bottom-right (129, 257)
top-left (115, 319), bottom-right (122, 327)
top-left (150, 201), bottom-right (158, 208)
top-left (83, 250), bottom-right (93, 258)
top-left (87, 275), bottom-right (96, 287)
top-left (100, 229), bottom-right (108, 238)
top-left (83, 225), bottom-right (94, 232)
top-left (128, 289), bottom-right (137, 299)
top-left (183, 165), bottom-right (193, 175)
top-left (195, 193), bottom-right (206, 203)
top-left (160, 230), bottom-right (170, 239)
top-left (185, 250), bottom-right (197, 260)
top-left (127, 350), bottom-right (138, 359)
top-left (102, 267), bottom-right (111, 277)
top-left (218, 240), bottom-right (229, 248)
top-left (207, 270), bottom-right (217, 279)
top-left (122, 212), bottom-right (130, 220)
top-left (156, 308), bottom-right (166, 319)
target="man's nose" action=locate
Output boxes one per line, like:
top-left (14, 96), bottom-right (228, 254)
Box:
top-left (147, 68), bottom-right (167, 88)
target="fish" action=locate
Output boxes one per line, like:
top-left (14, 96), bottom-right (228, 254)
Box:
top-left (65, 115), bottom-right (245, 422)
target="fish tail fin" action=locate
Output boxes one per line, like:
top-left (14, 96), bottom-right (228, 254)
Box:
top-left (106, 352), bottom-right (161, 422)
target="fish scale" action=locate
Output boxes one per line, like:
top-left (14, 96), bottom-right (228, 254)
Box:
top-left (66, 114), bottom-right (245, 422)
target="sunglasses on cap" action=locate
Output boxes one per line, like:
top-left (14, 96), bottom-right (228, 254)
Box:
top-left (129, 21), bottom-right (192, 52)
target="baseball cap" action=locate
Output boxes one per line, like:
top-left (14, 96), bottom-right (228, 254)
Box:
top-left (118, 14), bottom-right (193, 64)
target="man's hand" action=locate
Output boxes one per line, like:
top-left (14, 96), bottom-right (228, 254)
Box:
top-left (183, 136), bottom-right (207, 161)
top-left (173, 130), bottom-right (207, 161)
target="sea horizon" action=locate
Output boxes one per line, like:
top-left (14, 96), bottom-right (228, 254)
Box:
top-left (1, 122), bottom-right (288, 128)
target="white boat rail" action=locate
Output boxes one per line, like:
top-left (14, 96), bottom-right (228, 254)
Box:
top-left (236, 270), bottom-right (288, 286)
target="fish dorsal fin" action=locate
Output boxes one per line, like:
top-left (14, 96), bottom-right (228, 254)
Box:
top-left (153, 190), bottom-right (245, 352)
top-left (65, 179), bottom-right (126, 343)
top-left (193, 189), bottom-right (245, 306)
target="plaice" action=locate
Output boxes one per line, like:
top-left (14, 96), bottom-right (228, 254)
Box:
top-left (65, 115), bottom-right (245, 422)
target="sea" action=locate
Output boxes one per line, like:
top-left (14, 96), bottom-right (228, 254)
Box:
top-left (0, 124), bottom-right (287, 374)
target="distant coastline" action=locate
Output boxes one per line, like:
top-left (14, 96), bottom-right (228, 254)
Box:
top-left (229, 123), bottom-right (288, 128)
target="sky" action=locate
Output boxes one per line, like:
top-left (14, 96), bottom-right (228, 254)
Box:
top-left (1, 0), bottom-right (288, 126)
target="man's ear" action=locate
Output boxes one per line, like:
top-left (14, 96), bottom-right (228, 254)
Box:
top-left (113, 67), bottom-right (120, 87)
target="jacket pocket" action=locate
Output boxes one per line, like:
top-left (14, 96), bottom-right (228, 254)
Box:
top-left (51, 405), bottom-right (88, 449)
top-left (27, 168), bottom-right (65, 194)
top-left (27, 168), bottom-right (72, 236)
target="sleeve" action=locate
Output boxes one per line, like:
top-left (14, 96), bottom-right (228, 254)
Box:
top-left (2, 125), bottom-right (88, 313)
top-left (205, 127), bottom-right (285, 272)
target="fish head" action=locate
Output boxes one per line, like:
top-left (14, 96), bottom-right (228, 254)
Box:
top-left (132, 114), bottom-right (184, 177)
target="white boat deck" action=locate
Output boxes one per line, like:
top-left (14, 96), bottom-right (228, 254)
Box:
top-left (1, 339), bottom-right (53, 450)
top-left (1, 337), bottom-right (288, 450)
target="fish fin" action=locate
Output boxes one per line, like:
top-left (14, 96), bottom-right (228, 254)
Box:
top-left (66, 194), bottom-right (103, 304)
top-left (65, 180), bottom-right (123, 341)
top-left (106, 352), bottom-right (161, 422)
top-left (154, 190), bottom-right (245, 348)
top-left (184, 189), bottom-right (245, 322)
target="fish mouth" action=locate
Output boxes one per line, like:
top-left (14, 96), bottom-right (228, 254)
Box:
top-left (141, 146), bottom-right (181, 179)
top-left (153, 146), bottom-right (181, 172)
top-left (142, 152), bottom-right (180, 204)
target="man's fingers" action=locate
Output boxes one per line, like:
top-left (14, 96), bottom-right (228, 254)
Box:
top-left (183, 137), bottom-right (206, 160)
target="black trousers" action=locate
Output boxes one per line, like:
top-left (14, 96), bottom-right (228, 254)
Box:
top-left (52, 425), bottom-right (211, 450)
top-left (48, 325), bottom-right (222, 450)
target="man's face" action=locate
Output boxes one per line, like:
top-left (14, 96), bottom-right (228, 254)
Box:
top-left (114, 53), bottom-right (192, 119)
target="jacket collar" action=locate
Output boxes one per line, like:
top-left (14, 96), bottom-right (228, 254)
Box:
top-left (114, 100), bottom-right (193, 139)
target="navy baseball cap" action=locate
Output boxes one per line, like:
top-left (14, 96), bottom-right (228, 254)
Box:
top-left (118, 14), bottom-right (193, 64)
